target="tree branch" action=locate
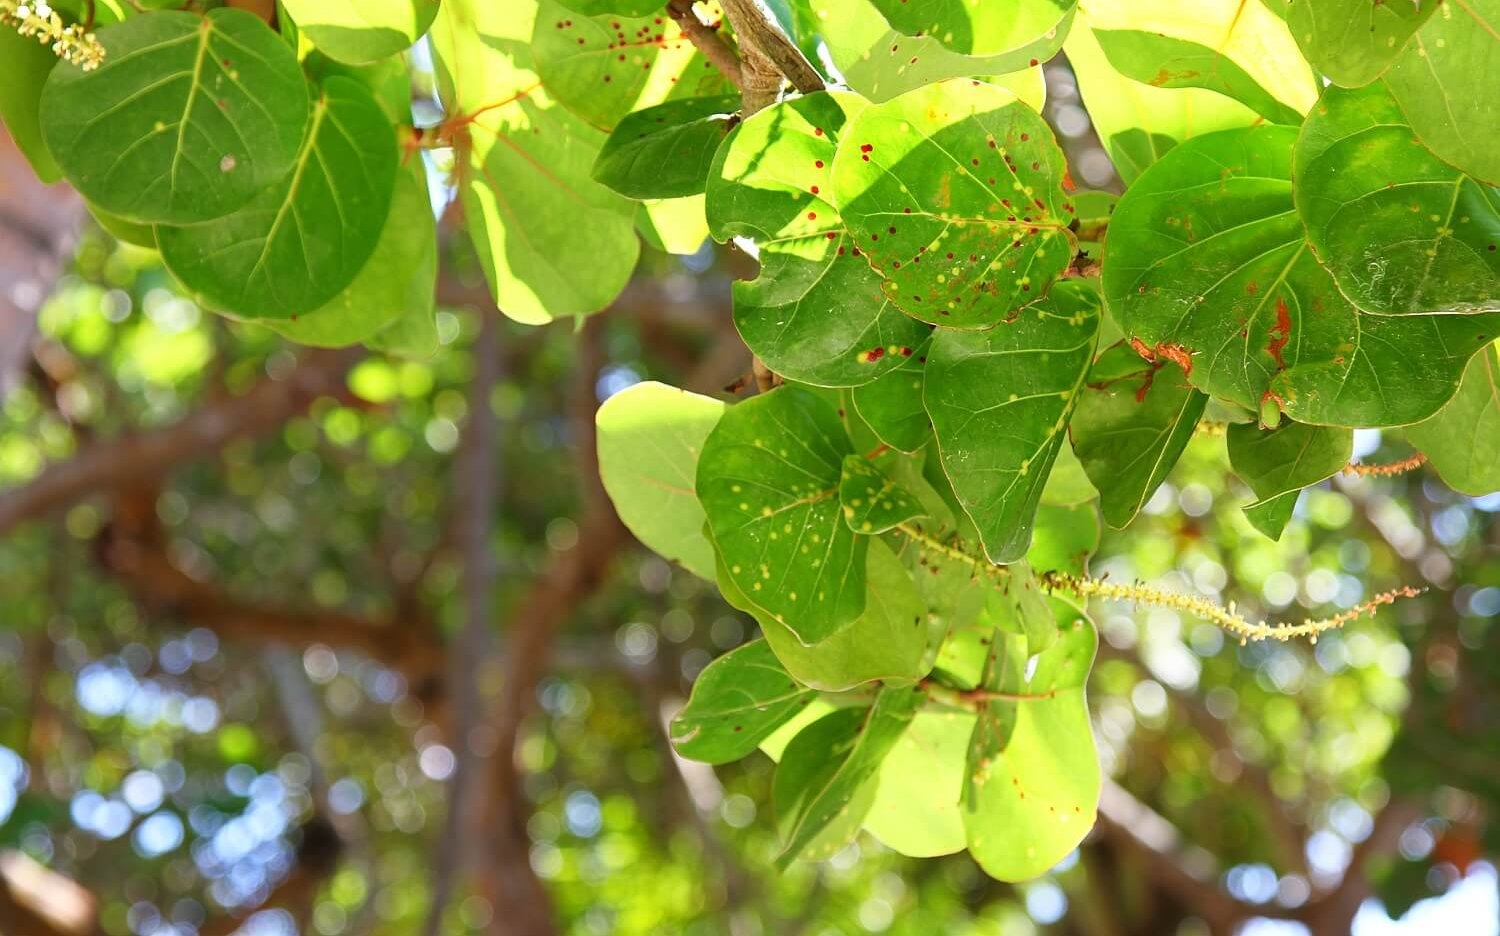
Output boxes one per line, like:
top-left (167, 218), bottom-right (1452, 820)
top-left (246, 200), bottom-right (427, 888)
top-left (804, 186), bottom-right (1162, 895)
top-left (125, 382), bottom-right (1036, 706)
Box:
top-left (0, 348), bottom-right (360, 534)
top-left (718, 0), bottom-right (824, 115)
top-left (666, 0), bottom-right (743, 88)
top-left (425, 312), bottom-right (502, 935)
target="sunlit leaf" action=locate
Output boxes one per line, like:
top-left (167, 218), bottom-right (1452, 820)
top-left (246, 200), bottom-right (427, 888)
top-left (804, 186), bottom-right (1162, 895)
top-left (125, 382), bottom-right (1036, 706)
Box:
top-left (1407, 341), bottom-right (1500, 496)
top-left (281, 0), bottom-right (440, 64)
top-left (834, 79), bottom-right (1077, 329)
top-left (924, 282), bottom-right (1100, 564)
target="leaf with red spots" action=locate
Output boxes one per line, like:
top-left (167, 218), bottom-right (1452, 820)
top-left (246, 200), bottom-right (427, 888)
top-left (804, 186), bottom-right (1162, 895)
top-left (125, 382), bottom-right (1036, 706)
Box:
top-left (1070, 341), bottom-right (1208, 529)
top-left (551, 0), bottom-right (664, 15)
top-left (810, 0), bottom-right (1064, 103)
top-left (962, 601), bottom-right (1098, 882)
top-left (431, 0), bottom-right (639, 323)
top-left (706, 92), bottom-right (929, 386)
top-left (1103, 124), bottom-right (1500, 427)
top-left (1295, 82), bottom-right (1500, 317)
top-left (833, 79), bottom-right (1077, 329)
top-left (923, 282), bottom-right (1101, 564)
top-left (532, 0), bottom-right (730, 132)
top-left (851, 337), bottom-right (933, 452)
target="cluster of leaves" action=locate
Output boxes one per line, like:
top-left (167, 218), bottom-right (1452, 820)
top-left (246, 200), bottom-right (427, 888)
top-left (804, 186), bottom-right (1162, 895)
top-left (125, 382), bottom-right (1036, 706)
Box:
top-left (5, 0), bottom-right (1498, 892)
top-left (590, 0), bottom-right (1500, 884)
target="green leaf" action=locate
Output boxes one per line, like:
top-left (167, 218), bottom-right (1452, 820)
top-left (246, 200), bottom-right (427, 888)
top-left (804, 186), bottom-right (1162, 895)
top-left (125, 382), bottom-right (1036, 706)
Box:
top-left (850, 339), bottom-right (933, 452)
top-left (669, 640), bottom-right (815, 765)
top-left (985, 563), bottom-right (1058, 655)
top-left (1386, 0), bottom-right (1500, 185)
top-left (862, 709), bottom-right (975, 857)
top-left (1243, 489), bottom-right (1299, 540)
top-left (707, 92), bottom-right (929, 387)
top-left (1407, 342), bottom-right (1500, 496)
top-left (89, 204), bottom-right (156, 249)
top-left (869, 0), bottom-right (1073, 56)
top-left (840, 454), bottom-right (928, 534)
top-left (0, 26), bottom-right (62, 181)
top-left (1283, 0), bottom-right (1436, 87)
top-left (1102, 124), bottom-right (1500, 428)
top-left (532, 0), bottom-right (727, 132)
top-left (281, 0), bottom-right (439, 64)
top-left (41, 8), bottom-right (310, 224)
top-left (637, 195), bottom-right (710, 255)
top-left (1064, 19), bottom-right (1254, 183)
top-left (1027, 502), bottom-right (1099, 578)
top-left (597, 380), bottom-right (724, 581)
top-left (1039, 442), bottom-right (1098, 507)
top-left (736, 538), bottom-right (930, 692)
top-left (1294, 81), bottom-right (1500, 316)
top-left (962, 604), bottom-right (1098, 882)
top-left (432, 0), bottom-right (640, 324)
top-left (697, 386), bottom-right (865, 644)
top-left (593, 94), bottom-right (740, 199)
top-left (775, 686), bottom-right (922, 868)
top-left (1091, 29), bottom-right (1303, 125)
top-left (924, 282), bottom-right (1101, 564)
top-left (269, 161), bottom-right (436, 348)
top-left (549, 0), bottom-right (666, 20)
top-left (1071, 341), bottom-right (1208, 529)
top-left (833, 79), bottom-right (1078, 329)
top-left (157, 76), bottom-right (397, 320)
top-left (1228, 419), bottom-right (1351, 499)
top-left (810, 0), bottom-right (1065, 104)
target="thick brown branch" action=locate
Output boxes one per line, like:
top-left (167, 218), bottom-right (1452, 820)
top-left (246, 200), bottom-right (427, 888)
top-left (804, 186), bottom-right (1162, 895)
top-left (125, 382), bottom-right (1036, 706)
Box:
top-left (718, 0), bottom-right (824, 115)
top-left (0, 348), bottom-right (360, 534)
top-left (666, 0), bottom-right (743, 88)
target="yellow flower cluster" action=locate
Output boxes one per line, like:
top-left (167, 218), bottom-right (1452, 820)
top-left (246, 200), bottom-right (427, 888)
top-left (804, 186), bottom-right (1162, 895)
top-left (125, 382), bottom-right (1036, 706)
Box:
top-left (2, 0), bottom-right (104, 70)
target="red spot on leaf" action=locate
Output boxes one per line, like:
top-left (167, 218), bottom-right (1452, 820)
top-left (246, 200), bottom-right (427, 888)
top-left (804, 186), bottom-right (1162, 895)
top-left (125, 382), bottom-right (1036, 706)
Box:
top-left (1267, 297), bottom-right (1292, 368)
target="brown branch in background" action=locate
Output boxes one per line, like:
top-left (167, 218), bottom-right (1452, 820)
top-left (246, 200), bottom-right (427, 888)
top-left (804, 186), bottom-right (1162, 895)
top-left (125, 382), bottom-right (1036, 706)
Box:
top-left (483, 319), bottom-right (624, 936)
top-left (97, 529), bottom-right (446, 706)
top-left (1344, 452), bottom-right (1427, 478)
top-left (666, 0), bottom-right (743, 88)
top-left (0, 348), bottom-right (360, 534)
top-left (425, 313), bottom-right (502, 936)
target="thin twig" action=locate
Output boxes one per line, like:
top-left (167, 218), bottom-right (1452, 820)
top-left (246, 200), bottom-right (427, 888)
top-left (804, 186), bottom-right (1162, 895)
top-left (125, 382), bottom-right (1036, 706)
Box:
top-left (666, 0), bottom-right (743, 88)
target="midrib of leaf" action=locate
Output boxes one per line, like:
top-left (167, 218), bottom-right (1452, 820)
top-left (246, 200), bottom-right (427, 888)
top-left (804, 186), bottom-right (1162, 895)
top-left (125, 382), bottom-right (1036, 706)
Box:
top-left (247, 96), bottom-right (329, 290)
top-left (168, 22), bottom-right (213, 197)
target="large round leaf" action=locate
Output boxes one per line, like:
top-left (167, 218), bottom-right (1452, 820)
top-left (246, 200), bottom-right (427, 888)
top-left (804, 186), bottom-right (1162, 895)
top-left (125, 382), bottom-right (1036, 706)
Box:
top-left (924, 281), bottom-right (1100, 564)
top-left (862, 709), bottom-right (974, 858)
top-left (532, 0), bottom-right (728, 132)
top-left (597, 381), bottom-right (724, 581)
top-left (1295, 82), bottom-right (1500, 316)
top-left (697, 386), bottom-right (866, 645)
top-left (41, 8), bottom-right (309, 224)
top-left (431, 0), bottom-right (640, 324)
top-left (833, 79), bottom-right (1077, 329)
top-left (1283, 0), bottom-right (1436, 87)
top-left (707, 92), bottom-right (929, 387)
top-left (1102, 125), bottom-right (1500, 427)
top-left (281, 0), bottom-right (441, 65)
top-left (962, 605), bottom-right (1099, 882)
top-left (669, 640), bottom-right (814, 765)
top-left (158, 76), bottom-right (397, 319)
top-left (269, 161), bottom-right (436, 347)
top-left (1385, 0), bottom-right (1500, 185)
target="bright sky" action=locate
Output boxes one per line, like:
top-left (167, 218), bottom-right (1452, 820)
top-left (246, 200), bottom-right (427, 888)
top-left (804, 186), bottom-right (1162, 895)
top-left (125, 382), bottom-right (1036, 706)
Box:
top-left (1243, 864), bottom-right (1499, 936)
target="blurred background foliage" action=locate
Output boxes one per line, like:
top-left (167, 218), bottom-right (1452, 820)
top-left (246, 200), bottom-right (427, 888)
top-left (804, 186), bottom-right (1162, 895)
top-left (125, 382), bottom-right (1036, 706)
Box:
top-left (0, 64), bottom-right (1497, 936)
